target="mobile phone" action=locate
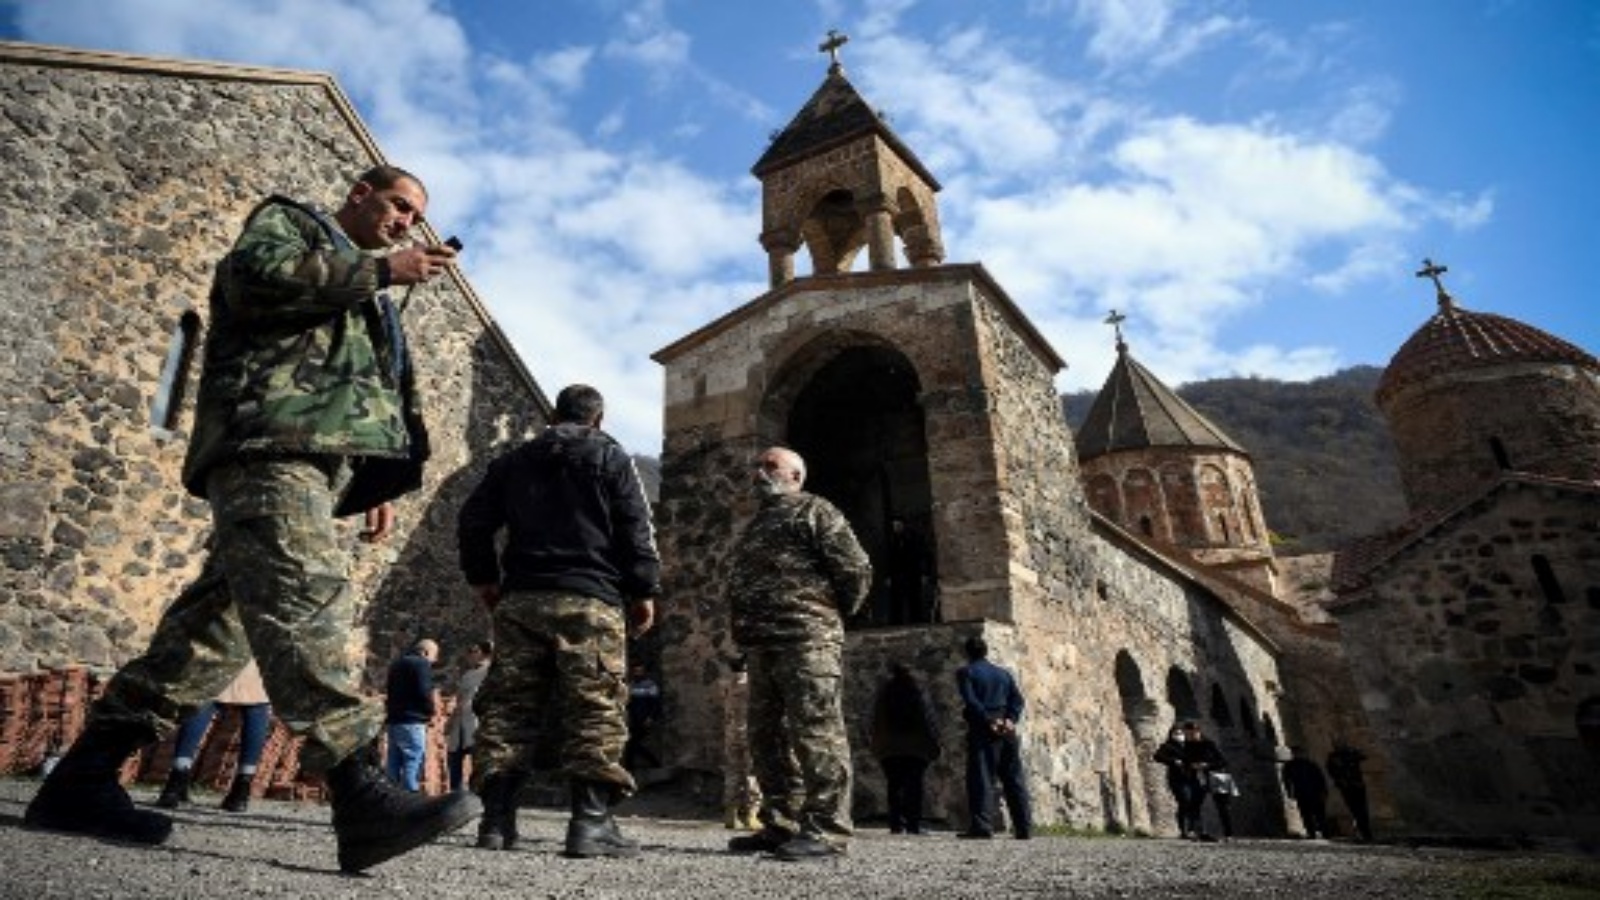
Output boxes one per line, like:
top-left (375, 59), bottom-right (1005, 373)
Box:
top-left (444, 236), bottom-right (463, 251)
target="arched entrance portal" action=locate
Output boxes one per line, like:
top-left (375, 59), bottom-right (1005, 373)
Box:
top-left (785, 344), bottom-right (936, 627)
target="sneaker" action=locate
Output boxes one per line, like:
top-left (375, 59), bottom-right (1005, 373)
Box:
top-left (773, 835), bottom-right (844, 861)
top-left (727, 829), bottom-right (789, 853)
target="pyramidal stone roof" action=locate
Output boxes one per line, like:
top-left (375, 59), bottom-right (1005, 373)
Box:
top-left (1375, 294), bottom-right (1598, 406)
top-left (751, 63), bottom-right (939, 187)
top-left (1076, 343), bottom-right (1246, 461)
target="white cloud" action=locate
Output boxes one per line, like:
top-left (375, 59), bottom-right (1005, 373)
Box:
top-left (859, 30), bottom-right (1085, 177)
top-left (1067, 0), bottom-right (1241, 71)
top-left (535, 46), bottom-right (597, 93)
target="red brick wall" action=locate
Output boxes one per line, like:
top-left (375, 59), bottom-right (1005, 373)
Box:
top-left (0, 667), bottom-right (459, 801)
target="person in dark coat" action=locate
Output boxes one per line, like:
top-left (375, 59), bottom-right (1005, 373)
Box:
top-left (1152, 725), bottom-right (1196, 838)
top-left (1282, 745), bottom-right (1330, 838)
top-left (869, 662), bottom-right (941, 835)
top-left (1325, 740), bottom-right (1373, 841)
top-left (955, 637), bottom-right (1031, 839)
top-left (1182, 721), bottom-right (1234, 840)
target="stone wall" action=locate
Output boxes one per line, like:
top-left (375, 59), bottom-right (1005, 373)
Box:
top-left (0, 46), bottom-right (548, 697)
top-left (654, 265), bottom-right (1294, 833)
top-left (1335, 481), bottom-right (1600, 840)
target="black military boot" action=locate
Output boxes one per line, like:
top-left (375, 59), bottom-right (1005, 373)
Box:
top-left (24, 722), bottom-right (172, 845)
top-left (220, 771), bottom-right (253, 812)
top-left (326, 747), bottom-right (482, 873)
top-left (474, 771), bottom-right (526, 851)
top-left (563, 780), bottom-right (640, 859)
top-left (155, 767), bottom-right (193, 809)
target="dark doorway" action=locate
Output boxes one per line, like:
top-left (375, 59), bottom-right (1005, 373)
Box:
top-left (787, 345), bottom-right (935, 627)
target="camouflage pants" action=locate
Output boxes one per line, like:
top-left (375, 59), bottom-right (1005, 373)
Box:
top-left (720, 673), bottom-right (766, 812)
top-left (472, 590), bottom-right (634, 795)
top-left (89, 457), bottom-right (383, 773)
top-left (745, 642), bottom-right (853, 842)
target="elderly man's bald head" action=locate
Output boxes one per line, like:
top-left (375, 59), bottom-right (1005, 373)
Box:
top-left (412, 638), bottom-right (440, 662)
top-left (755, 446), bottom-right (806, 495)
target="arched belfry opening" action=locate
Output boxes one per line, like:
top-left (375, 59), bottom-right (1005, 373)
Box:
top-left (801, 188), bottom-right (869, 275)
top-left (767, 341), bottom-right (936, 627)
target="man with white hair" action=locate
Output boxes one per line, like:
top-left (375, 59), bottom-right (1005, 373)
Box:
top-left (724, 446), bottom-right (872, 861)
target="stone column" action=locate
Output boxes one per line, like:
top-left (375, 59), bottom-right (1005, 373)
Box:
top-left (760, 230), bottom-right (798, 288)
top-left (863, 201), bottom-right (896, 272)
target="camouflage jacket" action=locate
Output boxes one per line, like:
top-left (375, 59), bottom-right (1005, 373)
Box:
top-left (181, 197), bottom-right (420, 498)
top-left (725, 491), bottom-right (872, 648)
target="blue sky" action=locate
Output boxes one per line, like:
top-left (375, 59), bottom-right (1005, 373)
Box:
top-left (4, 0), bottom-right (1596, 453)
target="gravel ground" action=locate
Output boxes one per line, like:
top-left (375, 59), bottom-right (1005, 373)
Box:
top-left (1, 778), bottom-right (1595, 899)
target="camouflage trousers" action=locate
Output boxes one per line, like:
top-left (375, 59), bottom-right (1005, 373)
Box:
top-left (745, 642), bottom-right (853, 842)
top-left (89, 457), bottom-right (383, 774)
top-left (720, 672), bottom-right (764, 813)
top-left (472, 590), bottom-right (634, 796)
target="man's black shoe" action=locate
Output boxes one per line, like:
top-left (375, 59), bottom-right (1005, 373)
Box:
top-left (773, 835), bottom-right (844, 861)
top-left (564, 779), bottom-right (641, 859)
top-left (474, 771), bottom-right (527, 851)
top-left (957, 829), bottom-right (994, 839)
top-left (328, 751), bottom-right (481, 873)
top-left (727, 829), bottom-right (790, 853)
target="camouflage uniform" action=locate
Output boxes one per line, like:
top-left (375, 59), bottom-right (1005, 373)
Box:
top-left (87, 197), bottom-right (415, 773)
top-left (720, 667), bottom-right (771, 827)
top-left (471, 590), bottom-right (633, 792)
top-left (726, 491), bottom-right (872, 844)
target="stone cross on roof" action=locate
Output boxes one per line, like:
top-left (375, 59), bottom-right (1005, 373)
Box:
top-left (1415, 257), bottom-right (1455, 308)
top-left (819, 29), bottom-right (849, 72)
top-left (1104, 309), bottom-right (1128, 353)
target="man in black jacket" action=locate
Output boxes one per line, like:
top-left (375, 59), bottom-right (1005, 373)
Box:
top-left (457, 385), bottom-right (659, 859)
top-left (384, 639), bottom-right (439, 791)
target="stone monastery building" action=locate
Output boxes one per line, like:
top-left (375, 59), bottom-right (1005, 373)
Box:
top-left (2, 39), bottom-right (1593, 840)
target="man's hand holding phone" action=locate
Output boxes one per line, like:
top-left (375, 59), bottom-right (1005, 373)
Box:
top-left (388, 235), bottom-right (461, 286)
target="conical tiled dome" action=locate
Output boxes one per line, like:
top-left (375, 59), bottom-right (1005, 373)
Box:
top-left (1077, 345), bottom-right (1245, 461)
top-left (1375, 298), bottom-right (1598, 406)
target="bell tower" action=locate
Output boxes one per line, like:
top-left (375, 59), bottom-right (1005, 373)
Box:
top-left (752, 30), bottom-right (945, 288)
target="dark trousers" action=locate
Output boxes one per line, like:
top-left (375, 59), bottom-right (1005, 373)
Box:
top-left (1171, 775), bottom-right (1206, 836)
top-left (1294, 795), bottom-right (1329, 838)
top-left (880, 755), bottom-right (929, 833)
top-left (965, 731), bottom-right (1030, 836)
top-left (1210, 792), bottom-right (1234, 838)
top-left (447, 746), bottom-right (471, 792)
top-left (1336, 784), bottom-right (1372, 840)
top-left (622, 725), bottom-right (660, 771)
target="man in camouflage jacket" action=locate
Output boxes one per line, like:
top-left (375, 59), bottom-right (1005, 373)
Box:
top-left (724, 446), bottom-right (872, 861)
top-left (26, 166), bottom-right (478, 873)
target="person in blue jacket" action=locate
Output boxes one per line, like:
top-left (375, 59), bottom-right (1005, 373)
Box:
top-left (955, 636), bottom-right (1031, 839)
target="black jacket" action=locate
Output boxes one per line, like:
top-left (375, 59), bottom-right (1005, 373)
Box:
top-left (384, 653), bottom-right (435, 725)
top-left (457, 423), bottom-right (660, 606)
